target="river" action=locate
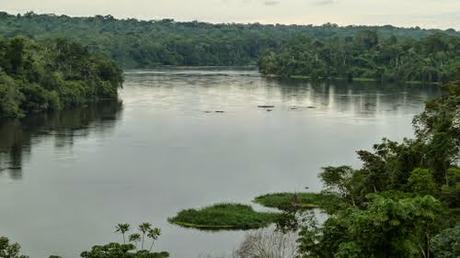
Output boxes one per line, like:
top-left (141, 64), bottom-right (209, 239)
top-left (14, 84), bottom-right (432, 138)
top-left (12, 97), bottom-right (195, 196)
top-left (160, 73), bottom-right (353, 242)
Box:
top-left (0, 68), bottom-right (441, 257)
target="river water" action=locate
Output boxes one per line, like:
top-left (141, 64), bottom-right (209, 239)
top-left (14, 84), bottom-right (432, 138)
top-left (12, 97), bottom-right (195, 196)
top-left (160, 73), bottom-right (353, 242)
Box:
top-left (0, 68), bottom-right (440, 257)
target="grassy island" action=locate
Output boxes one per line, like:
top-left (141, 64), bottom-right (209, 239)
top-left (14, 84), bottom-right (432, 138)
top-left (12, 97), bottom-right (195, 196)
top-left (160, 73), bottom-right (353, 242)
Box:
top-left (168, 203), bottom-right (281, 230)
top-left (254, 192), bottom-right (322, 211)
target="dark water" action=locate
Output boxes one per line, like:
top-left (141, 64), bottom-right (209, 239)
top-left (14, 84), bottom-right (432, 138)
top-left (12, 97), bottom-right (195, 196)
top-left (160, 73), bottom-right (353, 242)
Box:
top-left (0, 68), bottom-right (440, 257)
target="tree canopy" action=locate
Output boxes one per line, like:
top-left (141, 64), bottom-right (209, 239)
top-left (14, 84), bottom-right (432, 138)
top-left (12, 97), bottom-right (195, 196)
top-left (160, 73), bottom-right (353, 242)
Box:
top-left (0, 11), bottom-right (458, 69)
top-left (0, 37), bottom-right (123, 119)
top-left (259, 31), bottom-right (460, 83)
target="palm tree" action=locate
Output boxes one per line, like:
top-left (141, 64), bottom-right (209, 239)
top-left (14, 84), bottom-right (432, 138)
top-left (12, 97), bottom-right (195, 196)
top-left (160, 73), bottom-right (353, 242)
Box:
top-left (128, 233), bottom-right (141, 249)
top-left (147, 228), bottom-right (161, 251)
top-left (115, 223), bottom-right (130, 244)
top-left (138, 223), bottom-right (152, 249)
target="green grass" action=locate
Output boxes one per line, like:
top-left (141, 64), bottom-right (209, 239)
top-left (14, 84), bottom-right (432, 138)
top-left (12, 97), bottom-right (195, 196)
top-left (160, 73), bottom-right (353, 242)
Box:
top-left (254, 192), bottom-right (323, 211)
top-left (168, 203), bottom-right (280, 230)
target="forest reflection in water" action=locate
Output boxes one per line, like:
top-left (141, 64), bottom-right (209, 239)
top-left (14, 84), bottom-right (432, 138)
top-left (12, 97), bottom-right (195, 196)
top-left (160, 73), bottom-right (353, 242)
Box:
top-left (0, 100), bottom-right (123, 179)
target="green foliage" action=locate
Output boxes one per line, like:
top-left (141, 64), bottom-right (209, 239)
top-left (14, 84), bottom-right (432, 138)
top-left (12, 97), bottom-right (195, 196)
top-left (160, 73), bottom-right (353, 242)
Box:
top-left (259, 32), bottom-right (460, 83)
top-left (414, 71), bottom-right (460, 172)
top-left (0, 236), bottom-right (28, 258)
top-left (319, 166), bottom-right (361, 206)
top-left (80, 243), bottom-right (169, 258)
top-left (81, 223), bottom-right (167, 257)
top-left (407, 168), bottom-right (438, 195)
top-left (440, 168), bottom-right (460, 208)
top-left (431, 224), bottom-right (460, 258)
top-left (0, 74), bottom-right (23, 118)
top-left (298, 195), bottom-right (446, 258)
top-left (0, 12), bottom-right (458, 68)
top-left (168, 203), bottom-right (280, 230)
top-left (115, 224), bottom-right (130, 244)
top-left (0, 37), bottom-right (123, 119)
top-left (128, 234), bottom-right (141, 246)
top-left (253, 192), bottom-right (322, 211)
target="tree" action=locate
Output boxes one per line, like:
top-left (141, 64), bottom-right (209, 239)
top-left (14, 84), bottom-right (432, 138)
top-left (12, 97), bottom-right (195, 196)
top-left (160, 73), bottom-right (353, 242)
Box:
top-left (115, 223), bottom-right (130, 244)
top-left (147, 228), bottom-right (161, 252)
top-left (431, 224), bottom-right (460, 258)
top-left (319, 166), bottom-right (358, 206)
top-left (138, 223), bottom-right (152, 250)
top-left (128, 233), bottom-right (141, 249)
top-left (298, 195), bottom-right (446, 258)
top-left (0, 236), bottom-right (28, 258)
top-left (355, 30), bottom-right (379, 50)
top-left (407, 168), bottom-right (437, 195)
top-left (5, 38), bottom-right (25, 75)
top-left (440, 168), bottom-right (460, 208)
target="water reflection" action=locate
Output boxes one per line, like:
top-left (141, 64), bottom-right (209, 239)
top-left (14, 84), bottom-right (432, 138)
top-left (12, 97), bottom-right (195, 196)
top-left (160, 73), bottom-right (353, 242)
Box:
top-left (265, 78), bottom-right (439, 117)
top-left (0, 69), bottom-right (441, 258)
top-left (0, 100), bottom-right (123, 179)
top-left (124, 70), bottom-right (439, 120)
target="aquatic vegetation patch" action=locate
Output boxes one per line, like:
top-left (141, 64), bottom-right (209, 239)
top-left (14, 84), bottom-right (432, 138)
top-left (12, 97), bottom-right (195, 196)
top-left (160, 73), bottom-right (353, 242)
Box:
top-left (168, 203), bottom-right (280, 230)
top-left (254, 192), bottom-right (322, 211)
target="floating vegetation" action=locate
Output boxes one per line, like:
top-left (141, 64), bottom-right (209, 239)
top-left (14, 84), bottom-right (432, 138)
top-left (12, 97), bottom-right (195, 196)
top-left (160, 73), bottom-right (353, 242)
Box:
top-left (254, 192), bottom-right (322, 211)
top-left (168, 203), bottom-right (280, 230)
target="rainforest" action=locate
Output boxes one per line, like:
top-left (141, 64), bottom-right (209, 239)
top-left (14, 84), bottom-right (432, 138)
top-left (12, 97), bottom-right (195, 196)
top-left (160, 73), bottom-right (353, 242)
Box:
top-left (0, 7), bottom-right (459, 258)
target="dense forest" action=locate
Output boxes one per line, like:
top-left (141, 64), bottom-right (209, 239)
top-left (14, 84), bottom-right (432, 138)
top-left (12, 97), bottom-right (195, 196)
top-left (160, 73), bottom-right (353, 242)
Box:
top-left (0, 37), bottom-right (123, 119)
top-left (0, 11), bottom-right (458, 68)
top-left (259, 31), bottom-right (460, 83)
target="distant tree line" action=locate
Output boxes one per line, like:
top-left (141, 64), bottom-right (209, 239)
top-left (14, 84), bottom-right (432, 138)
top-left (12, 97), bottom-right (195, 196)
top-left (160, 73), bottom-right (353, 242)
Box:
top-left (259, 30), bottom-right (460, 83)
top-left (0, 37), bottom-right (123, 119)
top-left (0, 11), bottom-right (458, 69)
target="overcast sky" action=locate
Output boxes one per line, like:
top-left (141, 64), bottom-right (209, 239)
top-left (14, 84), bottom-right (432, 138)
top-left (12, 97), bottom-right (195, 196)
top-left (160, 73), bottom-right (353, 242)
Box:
top-left (1, 0), bottom-right (459, 29)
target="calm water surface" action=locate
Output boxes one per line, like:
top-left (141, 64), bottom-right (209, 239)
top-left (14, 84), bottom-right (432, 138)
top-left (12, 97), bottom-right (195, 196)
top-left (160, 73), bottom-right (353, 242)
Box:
top-left (0, 68), bottom-right (440, 257)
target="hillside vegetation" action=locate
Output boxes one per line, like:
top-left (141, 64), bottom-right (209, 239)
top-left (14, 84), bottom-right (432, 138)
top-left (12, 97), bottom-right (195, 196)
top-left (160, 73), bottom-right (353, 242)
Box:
top-left (259, 31), bottom-right (460, 83)
top-left (0, 37), bottom-right (123, 119)
top-left (0, 11), bottom-right (458, 68)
